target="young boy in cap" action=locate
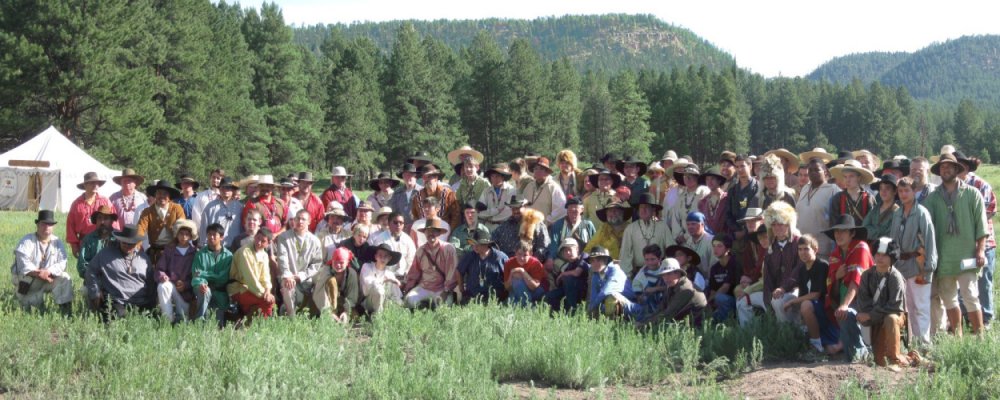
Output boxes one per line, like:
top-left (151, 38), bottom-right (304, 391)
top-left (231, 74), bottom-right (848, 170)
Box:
top-left (543, 237), bottom-right (589, 313)
top-left (857, 237), bottom-right (910, 368)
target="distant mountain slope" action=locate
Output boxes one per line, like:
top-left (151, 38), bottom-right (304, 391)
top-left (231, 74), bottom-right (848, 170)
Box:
top-left (807, 35), bottom-right (1000, 106)
top-left (806, 52), bottom-right (910, 84)
top-left (293, 14), bottom-right (736, 71)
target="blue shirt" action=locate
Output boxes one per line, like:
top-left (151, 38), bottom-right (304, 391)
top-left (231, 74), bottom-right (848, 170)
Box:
top-left (587, 263), bottom-right (632, 312)
top-left (457, 248), bottom-right (509, 300)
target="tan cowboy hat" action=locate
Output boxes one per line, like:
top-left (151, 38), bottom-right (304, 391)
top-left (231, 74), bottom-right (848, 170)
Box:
top-left (89, 205), bottom-right (117, 224)
top-left (77, 171), bottom-right (106, 190)
top-left (374, 206), bottom-right (394, 220)
top-left (330, 166), bottom-right (352, 178)
top-left (930, 153), bottom-right (967, 176)
top-left (112, 168), bottom-right (145, 185)
top-left (661, 150), bottom-right (679, 162)
top-left (799, 147), bottom-right (835, 164)
top-left (172, 219), bottom-right (199, 242)
top-left (829, 159), bottom-right (875, 185)
top-left (662, 158), bottom-right (690, 178)
top-left (324, 201), bottom-right (349, 219)
top-left (532, 156), bottom-right (554, 173)
top-left (763, 148), bottom-right (800, 173)
top-left (930, 144), bottom-right (956, 163)
top-left (851, 149), bottom-right (881, 169)
top-left (240, 175), bottom-right (260, 188)
top-left (447, 145), bottom-right (485, 165)
top-left (357, 201), bottom-right (375, 212)
top-left (256, 174), bottom-right (276, 186)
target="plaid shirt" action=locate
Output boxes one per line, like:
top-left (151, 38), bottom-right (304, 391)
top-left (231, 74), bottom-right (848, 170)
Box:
top-left (967, 173), bottom-right (997, 249)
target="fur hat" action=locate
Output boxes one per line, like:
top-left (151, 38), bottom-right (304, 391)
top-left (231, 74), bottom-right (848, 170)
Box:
top-left (763, 201), bottom-right (799, 243)
top-left (757, 154), bottom-right (784, 181)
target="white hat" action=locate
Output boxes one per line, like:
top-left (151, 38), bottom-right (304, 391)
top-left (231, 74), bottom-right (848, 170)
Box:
top-left (661, 150), bottom-right (678, 162)
top-left (654, 258), bottom-right (683, 276)
top-left (331, 166), bottom-right (352, 177)
top-left (256, 174), bottom-right (275, 186)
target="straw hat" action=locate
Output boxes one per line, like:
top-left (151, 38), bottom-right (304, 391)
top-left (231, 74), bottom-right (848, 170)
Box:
top-left (447, 145), bottom-right (484, 165)
top-left (829, 160), bottom-right (875, 185)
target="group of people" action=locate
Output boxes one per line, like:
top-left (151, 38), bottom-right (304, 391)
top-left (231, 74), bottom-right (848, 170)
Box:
top-left (11, 143), bottom-right (993, 368)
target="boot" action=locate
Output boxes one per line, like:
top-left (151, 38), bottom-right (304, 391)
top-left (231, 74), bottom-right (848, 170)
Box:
top-left (946, 307), bottom-right (964, 337)
top-left (968, 310), bottom-right (984, 335)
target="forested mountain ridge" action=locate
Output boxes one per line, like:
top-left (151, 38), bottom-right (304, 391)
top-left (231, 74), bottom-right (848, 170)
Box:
top-left (292, 14), bottom-right (737, 72)
top-left (807, 35), bottom-right (1000, 106)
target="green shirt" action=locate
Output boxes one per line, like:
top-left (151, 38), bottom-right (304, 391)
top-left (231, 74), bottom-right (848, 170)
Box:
top-left (191, 246), bottom-right (234, 309)
top-left (924, 182), bottom-right (987, 276)
top-left (77, 230), bottom-right (115, 278)
top-left (454, 177), bottom-right (490, 209)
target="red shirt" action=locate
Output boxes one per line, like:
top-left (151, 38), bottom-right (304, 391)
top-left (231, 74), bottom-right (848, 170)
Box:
top-left (826, 239), bottom-right (872, 310)
top-left (503, 257), bottom-right (548, 291)
top-left (321, 186), bottom-right (357, 222)
top-left (300, 193), bottom-right (325, 232)
top-left (242, 195), bottom-right (286, 233)
top-left (65, 194), bottom-right (115, 253)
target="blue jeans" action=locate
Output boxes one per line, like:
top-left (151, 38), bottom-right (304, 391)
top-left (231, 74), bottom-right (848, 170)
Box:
top-left (195, 288), bottom-right (226, 327)
top-left (544, 276), bottom-right (583, 312)
top-left (979, 247), bottom-right (996, 324)
top-left (712, 293), bottom-right (736, 323)
top-left (838, 307), bottom-right (869, 362)
top-left (510, 279), bottom-right (546, 307)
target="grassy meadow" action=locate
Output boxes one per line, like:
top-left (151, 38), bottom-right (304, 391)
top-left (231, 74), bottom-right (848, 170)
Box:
top-left (4, 167), bottom-right (1000, 398)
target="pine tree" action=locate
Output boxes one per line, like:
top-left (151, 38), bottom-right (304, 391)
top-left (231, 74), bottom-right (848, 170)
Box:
top-left (242, 3), bottom-right (323, 176)
top-left (607, 70), bottom-right (654, 161)
top-left (497, 38), bottom-right (547, 161)
top-left (540, 58), bottom-right (583, 156)
top-left (324, 38), bottom-right (387, 180)
top-left (457, 31), bottom-right (505, 163)
top-left (579, 71), bottom-right (613, 162)
top-left (382, 23), bottom-right (463, 168)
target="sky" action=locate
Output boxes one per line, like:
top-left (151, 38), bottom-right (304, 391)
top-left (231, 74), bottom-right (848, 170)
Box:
top-left (269, 0), bottom-right (1000, 78)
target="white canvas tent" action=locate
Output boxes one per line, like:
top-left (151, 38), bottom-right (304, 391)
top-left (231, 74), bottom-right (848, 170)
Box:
top-left (0, 126), bottom-right (120, 212)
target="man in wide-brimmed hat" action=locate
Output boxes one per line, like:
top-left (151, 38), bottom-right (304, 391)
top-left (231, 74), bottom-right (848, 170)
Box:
top-left (242, 174), bottom-right (287, 234)
top-left (954, 150), bottom-right (998, 329)
top-left (175, 174), bottom-right (201, 220)
top-left (13, 210), bottom-right (74, 315)
top-left (795, 156), bottom-right (840, 256)
top-left (110, 168), bottom-right (148, 226)
top-left (725, 155), bottom-right (760, 236)
top-left (619, 193), bottom-right (670, 276)
top-left (85, 224), bottom-right (155, 320)
top-left (617, 156), bottom-right (650, 207)
top-left (451, 155), bottom-right (490, 208)
top-left (583, 168), bottom-right (622, 231)
top-left (458, 230), bottom-right (509, 304)
top-left (275, 210), bottom-right (324, 317)
top-left (477, 163), bottom-right (517, 230)
top-left (77, 205), bottom-right (118, 285)
top-left (320, 166), bottom-right (358, 224)
top-left (367, 171), bottom-right (399, 211)
top-left (67, 171), bottom-right (115, 258)
top-left (584, 202), bottom-right (632, 260)
top-left (520, 156), bottom-right (567, 227)
top-left (824, 214), bottom-right (874, 361)
top-left (925, 153), bottom-right (989, 336)
top-left (136, 179), bottom-right (187, 264)
top-left (411, 164), bottom-right (460, 229)
top-left (664, 163), bottom-right (708, 237)
top-left (403, 218), bottom-right (460, 308)
top-left (200, 177), bottom-right (243, 248)
top-left (410, 196), bottom-right (452, 248)
top-left (829, 159), bottom-right (876, 225)
top-left (293, 172), bottom-right (325, 232)
top-left (388, 163), bottom-right (422, 231)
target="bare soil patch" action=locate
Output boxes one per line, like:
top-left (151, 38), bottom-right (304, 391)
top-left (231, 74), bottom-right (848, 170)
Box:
top-left (724, 361), bottom-right (916, 399)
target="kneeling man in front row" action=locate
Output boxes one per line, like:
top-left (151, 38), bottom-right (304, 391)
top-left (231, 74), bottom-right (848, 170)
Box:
top-left (12, 210), bottom-right (74, 315)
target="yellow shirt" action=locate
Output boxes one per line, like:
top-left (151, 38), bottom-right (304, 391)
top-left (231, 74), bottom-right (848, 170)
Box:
top-left (228, 245), bottom-right (272, 297)
top-left (584, 223), bottom-right (626, 260)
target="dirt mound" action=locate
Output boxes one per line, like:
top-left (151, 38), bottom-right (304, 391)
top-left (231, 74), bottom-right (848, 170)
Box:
top-left (724, 361), bottom-right (913, 399)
